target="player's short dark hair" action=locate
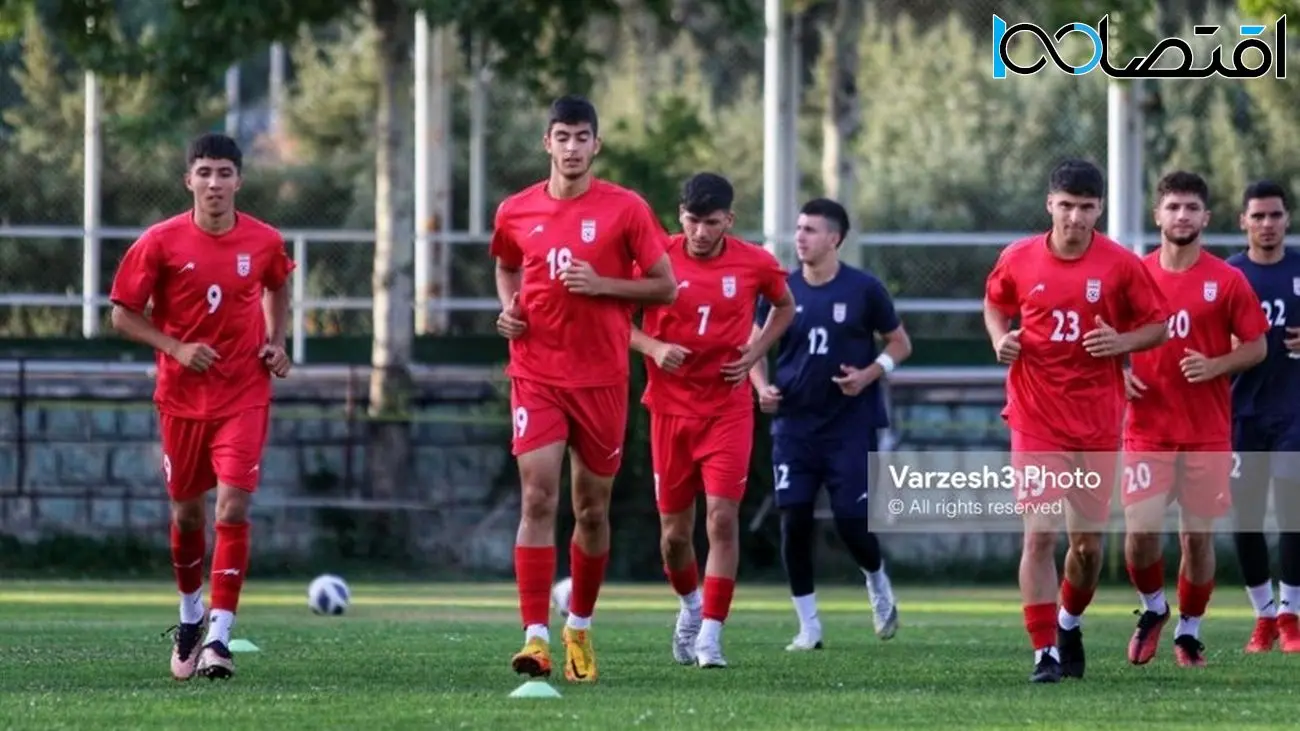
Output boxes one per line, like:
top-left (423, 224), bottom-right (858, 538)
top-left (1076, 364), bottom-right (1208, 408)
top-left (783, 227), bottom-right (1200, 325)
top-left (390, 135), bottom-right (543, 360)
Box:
top-left (1155, 170), bottom-right (1210, 206)
top-left (1048, 158), bottom-right (1105, 199)
top-left (679, 173), bottom-right (734, 216)
top-left (547, 95), bottom-right (599, 135)
top-left (186, 133), bottom-right (242, 171)
top-left (1243, 179), bottom-right (1290, 210)
top-left (800, 198), bottom-right (851, 248)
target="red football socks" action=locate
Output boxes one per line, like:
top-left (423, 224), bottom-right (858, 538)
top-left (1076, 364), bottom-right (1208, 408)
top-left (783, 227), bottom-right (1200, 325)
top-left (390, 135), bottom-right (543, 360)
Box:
top-left (665, 562), bottom-right (700, 597)
top-left (702, 575), bottom-right (736, 623)
top-left (1023, 602), bottom-right (1057, 649)
top-left (1127, 558), bottom-right (1165, 595)
top-left (209, 521), bottom-right (250, 613)
top-left (1178, 574), bottom-right (1214, 618)
top-left (514, 545), bottom-right (556, 628)
top-left (569, 542), bottom-right (609, 619)
top-left (1059, 578), bottom-right (1095, 617)
top-left (170, 523), bottom-right (205, 595)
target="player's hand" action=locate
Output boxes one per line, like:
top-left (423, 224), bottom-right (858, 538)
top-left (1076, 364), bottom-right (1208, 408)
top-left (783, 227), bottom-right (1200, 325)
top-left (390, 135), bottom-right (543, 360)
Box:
top-left (558, 259), bottom-right (607, 296)
top-left (1180, 348), bottom-right (1220, 383)
top-left (171, 342), bottom-right (220, 372)
top-left (260, 343), bottom-right (291, 378)
top-left (831, 363), bottom-right (876, 396)
top-left (1123, 368), bottom-right (1148, 399)
top-left (757, 384), bottom-right (782, 414)
top-left (994, 329), bottom-right (1021, 364)
top-left (721, 343), bottom-right (762, 384)
top-left (1285, 327), bottom-right (1300, 353)
top-left (1083, 316), bottom-right (1124, 358)
top-left (496, 293), bottom-right (527, 340)
top-left (652, 342), bottom-right (691, 373)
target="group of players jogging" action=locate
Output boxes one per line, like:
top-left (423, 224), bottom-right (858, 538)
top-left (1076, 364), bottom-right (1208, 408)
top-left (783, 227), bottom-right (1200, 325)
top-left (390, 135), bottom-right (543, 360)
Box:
top-left (108, 94), bottom-right (1299, 685)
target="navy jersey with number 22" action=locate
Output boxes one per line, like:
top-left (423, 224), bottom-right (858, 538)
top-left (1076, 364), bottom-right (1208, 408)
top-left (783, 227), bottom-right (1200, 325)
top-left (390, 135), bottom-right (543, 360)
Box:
top-left (1227, 248), bottom-right (1300, 420)
top-left (756, 264), bottom-right (900, 440)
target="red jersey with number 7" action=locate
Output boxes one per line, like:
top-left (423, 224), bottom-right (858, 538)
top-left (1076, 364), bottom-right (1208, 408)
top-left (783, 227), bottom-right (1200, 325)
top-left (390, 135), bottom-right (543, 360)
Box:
top-left (1125, 249), bottom-right (1268, 445)
top-left (984, 231), bottom-right (1167, 449)
top-left (639, 235), bottom-right (788, 417)
top-left (109, 212), bottom-right (295, 420)
top-left (490, 178), bottom-right (669, 388)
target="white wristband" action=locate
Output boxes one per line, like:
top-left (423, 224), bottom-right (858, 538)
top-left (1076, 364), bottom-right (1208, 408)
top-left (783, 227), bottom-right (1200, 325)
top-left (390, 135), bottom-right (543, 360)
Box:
top-left (874, 353), bottom-right (896, 374)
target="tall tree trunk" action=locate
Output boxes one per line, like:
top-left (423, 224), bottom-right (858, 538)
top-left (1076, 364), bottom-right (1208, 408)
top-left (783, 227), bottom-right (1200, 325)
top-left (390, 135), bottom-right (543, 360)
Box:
top-left (366, 0), bottom-right (416, 562)
top-left (820, 0), bottom-right (864, 246)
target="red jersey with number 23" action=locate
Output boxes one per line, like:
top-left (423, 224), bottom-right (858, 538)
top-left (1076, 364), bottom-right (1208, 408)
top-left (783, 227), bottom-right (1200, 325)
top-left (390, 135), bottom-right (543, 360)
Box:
top-left (640, 235), bottom-right (788, 416)
top-left (109, 212), bottom-right (295, 420)
top-left (1125, 250), bottom-right (1268, 445)
top-left (985, 232), bottom-right (1168, 449)
top-left (490, 179), bottom-right (669, 388)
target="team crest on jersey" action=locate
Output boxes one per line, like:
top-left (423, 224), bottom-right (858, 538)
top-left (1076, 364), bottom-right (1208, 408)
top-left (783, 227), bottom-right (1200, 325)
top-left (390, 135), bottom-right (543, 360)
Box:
top-left (1293, 277), bottom-right (1300, 296)
top-left (1085, 278), bottom-right (1101, 303)
top-left (236, 253), bottom-right (251, 277)
top-left (832, 303), bottom-right (847, 323)
top-left (1203, 280), bottom-right (1218, 302)
top-left (580, 219), bottom-right (597, 244)
top-left (721, 275), bottom-right (737, 298)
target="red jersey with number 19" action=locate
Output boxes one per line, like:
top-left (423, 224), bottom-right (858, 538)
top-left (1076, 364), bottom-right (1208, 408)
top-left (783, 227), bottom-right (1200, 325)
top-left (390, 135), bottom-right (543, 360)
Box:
top-left (109, 212), bottom-right (295, 420)
top-left (640, 235), bottom-right (788, 416)
top-left (1125, 250), bottom-right (1268, 445)
top-left (490, 178), bottom-right (669, 388)
top-left (985, 232), bottom-right (1168, 449)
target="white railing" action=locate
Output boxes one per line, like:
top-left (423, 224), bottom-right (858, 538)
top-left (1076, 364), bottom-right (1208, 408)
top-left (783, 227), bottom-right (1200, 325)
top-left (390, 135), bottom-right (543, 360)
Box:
top-left (0, 225), bottom-right (1252, 363)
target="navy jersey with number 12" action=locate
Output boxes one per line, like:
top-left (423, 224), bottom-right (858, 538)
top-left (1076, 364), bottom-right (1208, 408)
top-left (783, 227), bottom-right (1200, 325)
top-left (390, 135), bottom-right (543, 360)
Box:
top-left (1228, 248), bottom-right (1300, 419)
top-left (755, 264), bottom-right (900, 440)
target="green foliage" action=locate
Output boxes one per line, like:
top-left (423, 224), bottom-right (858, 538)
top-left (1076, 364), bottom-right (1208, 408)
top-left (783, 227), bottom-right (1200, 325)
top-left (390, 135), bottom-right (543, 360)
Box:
top-left (1238, 0), bottom-right (1300, 17)
top-left (597, 96), bottom-right (712, 230)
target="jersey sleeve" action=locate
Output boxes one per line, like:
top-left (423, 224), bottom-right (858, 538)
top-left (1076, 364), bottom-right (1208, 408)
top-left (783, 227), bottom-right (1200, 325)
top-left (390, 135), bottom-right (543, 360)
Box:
top-left (262, 237), bottom-right (295, 290)
top-left (489, 202), bottom-right (523, 269)
top-left (755, 249), bottom-right (788, 304)
top-left (623, 197), bottom-right (669, 271)
top-left (1228, 269), bottom-right (1269, 342)
top-left (1121, 255), bottom-right (1168, 329)
top-left (109, 231), bottom-right (161, 312)
top-left (984, 248), bottom-right (1019, 317)
top-left (865, 276), bottom-right (902, 334)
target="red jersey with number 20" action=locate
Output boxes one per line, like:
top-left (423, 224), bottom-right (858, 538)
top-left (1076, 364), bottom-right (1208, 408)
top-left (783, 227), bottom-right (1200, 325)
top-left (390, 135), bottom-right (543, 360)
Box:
top-left (1125, 250), bottom-right (1268, 445)
top-left (640, 235), bottom-right (788, 416)
top-left (985, 232), bottom-right (1168, 449)
top-left (109, 212), bottom-right (295, 420)
top-left (490, 179), bottom-right (669, 388)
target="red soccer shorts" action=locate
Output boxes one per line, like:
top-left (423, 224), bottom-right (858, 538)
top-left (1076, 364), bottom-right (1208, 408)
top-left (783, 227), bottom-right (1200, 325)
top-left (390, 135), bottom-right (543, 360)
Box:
top-left (509, 378), bottom-right (628, 478)
top-left (649, 409), bottom-right (754, 514)
top-left (1010, 429), bottom-right (1118, 524)
top-left (158, 407), bottom-right (269, 502)
top-left (1120, 438), bottom-right (1232, 519)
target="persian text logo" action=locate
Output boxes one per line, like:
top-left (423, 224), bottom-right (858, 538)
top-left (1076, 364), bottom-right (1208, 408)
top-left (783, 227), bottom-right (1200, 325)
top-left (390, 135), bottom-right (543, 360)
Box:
top-left (991, 14), bottom-right (1287, 79)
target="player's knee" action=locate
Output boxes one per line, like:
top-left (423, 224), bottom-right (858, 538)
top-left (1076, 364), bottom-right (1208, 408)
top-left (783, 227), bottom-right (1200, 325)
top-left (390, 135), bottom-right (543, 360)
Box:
top-left (1022, 529), bottom-right (1057, 556)
top-left (660, 524), bottom-right (692, 561)
top-left (520, 479), bottom-right (559, 524)
top-left (214, 484), bottom-right (252, 524)
top-left (1179, 530), bottom-right (1213, 557)
top-left (171, 498), bottom-right (205, 533)
top-left (571, 492), bottom-right (610, 532)
top-left (1068, 533), bottom-right (1104, 567)
top-left (704, 501), bottom-right (739, 544)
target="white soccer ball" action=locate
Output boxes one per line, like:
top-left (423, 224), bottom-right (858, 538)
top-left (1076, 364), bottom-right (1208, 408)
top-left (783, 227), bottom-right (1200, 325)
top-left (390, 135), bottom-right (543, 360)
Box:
top-left (551, 577), bottom-right (572, 617)
top-left (308, 574), bottom-right (351, 616)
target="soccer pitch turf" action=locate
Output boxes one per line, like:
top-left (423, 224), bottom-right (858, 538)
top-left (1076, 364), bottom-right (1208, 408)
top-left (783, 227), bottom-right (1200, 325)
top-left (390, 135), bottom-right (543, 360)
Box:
top-left (2, 581), bottom-right (1296, 730)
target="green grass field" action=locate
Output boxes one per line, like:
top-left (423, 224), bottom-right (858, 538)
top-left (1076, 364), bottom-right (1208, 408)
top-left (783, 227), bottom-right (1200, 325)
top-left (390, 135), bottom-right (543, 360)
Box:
top-left (2, 580), bottom-right (1295, 730)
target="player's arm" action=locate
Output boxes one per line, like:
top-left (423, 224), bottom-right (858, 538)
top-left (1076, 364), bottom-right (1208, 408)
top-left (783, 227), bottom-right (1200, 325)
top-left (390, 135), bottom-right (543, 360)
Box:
top-left (108, 234), bottom-right (216, 372)
top-left (569, 198), bottom-right (676, 305)
top-left (631, 325), bottom-right (690, 372)
top-left (982, 253), bottom-right (1021, 364)
top-left (866, 280), bottom-right (911, 378)
top-left (746, 285), bottom-right (796, 363)
top-left (1113, 259), bottom-right (1170, 355)
top-left (1194, 274), bottom-right (1269, 379)
top-left (489, 207), bottom-right (527, 339)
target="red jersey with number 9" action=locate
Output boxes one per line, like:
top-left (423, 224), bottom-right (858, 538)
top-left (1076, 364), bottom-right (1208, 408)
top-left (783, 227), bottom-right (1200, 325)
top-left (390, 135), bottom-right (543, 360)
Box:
top-left (1125, 249), bottom-right (1268, 445)
top-left (490, 178), bottom-right (669, 388)
top-left (109, 212), bottom-right (295, 420)
top-left (985, 231), bottom-right (1167, 449)
top-left (639, 234), bottom-right (789, 416)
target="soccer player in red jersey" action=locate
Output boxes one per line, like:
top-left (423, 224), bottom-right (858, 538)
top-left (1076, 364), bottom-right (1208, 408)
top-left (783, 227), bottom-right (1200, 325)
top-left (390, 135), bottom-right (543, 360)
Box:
top-left (984, 159), bottom-right (1169, 683)
top-left (490, 95), bottom-right (677, 682)
top-left (1121, 171), bottom-right (1268, 667)
top-left (630, 173), bottom-right (795, 667)
top-left (108, 133), bottom-right (294, 681)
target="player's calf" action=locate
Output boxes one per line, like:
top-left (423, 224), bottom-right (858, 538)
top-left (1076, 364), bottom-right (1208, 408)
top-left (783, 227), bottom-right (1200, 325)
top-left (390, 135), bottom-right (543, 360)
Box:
top-left (660, 509), bottom-right (703, 665)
